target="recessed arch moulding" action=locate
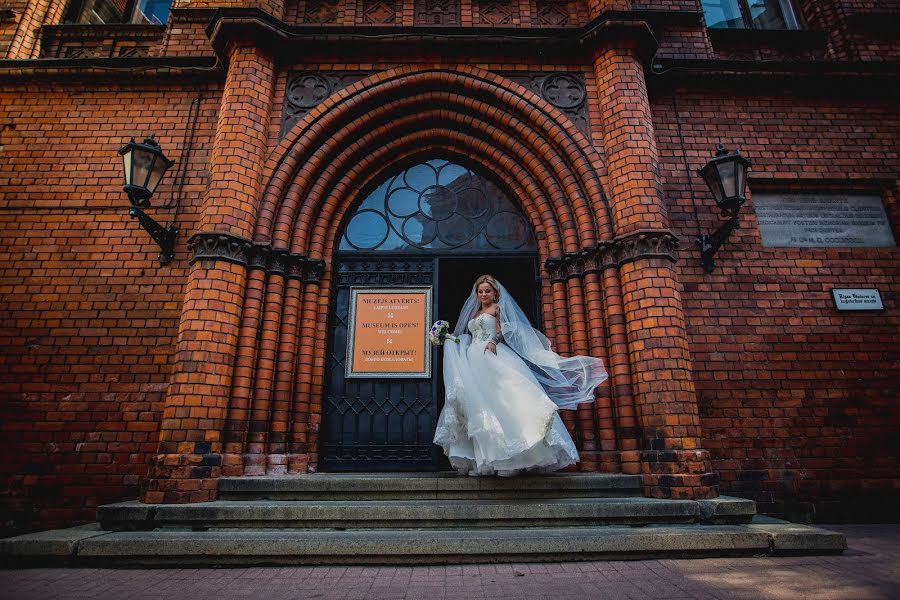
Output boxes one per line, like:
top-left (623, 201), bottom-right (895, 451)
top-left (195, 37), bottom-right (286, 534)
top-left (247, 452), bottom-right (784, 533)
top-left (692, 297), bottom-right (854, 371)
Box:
top-left (144, 63), bottom-right (718, 504)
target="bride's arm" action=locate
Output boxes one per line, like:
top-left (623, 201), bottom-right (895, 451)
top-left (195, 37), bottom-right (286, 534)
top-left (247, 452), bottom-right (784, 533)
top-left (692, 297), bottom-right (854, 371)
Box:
top-left (486, 307), bottom-right (503, 354)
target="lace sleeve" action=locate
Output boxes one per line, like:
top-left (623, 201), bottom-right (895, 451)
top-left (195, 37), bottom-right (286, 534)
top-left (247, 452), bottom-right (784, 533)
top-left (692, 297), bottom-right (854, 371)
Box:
top-left (491, 307), bottom-right (503, 344)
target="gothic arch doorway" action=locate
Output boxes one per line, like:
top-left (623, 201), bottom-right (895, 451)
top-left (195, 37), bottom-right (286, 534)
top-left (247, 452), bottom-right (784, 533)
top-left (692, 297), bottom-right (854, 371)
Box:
top-left (321, 159), bottom-right (540, 471)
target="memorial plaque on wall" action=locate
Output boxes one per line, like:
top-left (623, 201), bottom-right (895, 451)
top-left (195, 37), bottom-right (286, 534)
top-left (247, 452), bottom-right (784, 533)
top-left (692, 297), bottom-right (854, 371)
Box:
top-left (346, 287), bottom-right (432, 378)
top-left (831, 288), bottom-right (884, 311)
top-left (754, 194), bottom-right (896, 248)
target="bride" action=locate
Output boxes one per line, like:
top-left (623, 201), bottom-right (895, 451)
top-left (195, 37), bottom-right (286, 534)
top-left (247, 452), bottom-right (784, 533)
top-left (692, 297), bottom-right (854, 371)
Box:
top-left (434, 275), bottom-right (608, 476)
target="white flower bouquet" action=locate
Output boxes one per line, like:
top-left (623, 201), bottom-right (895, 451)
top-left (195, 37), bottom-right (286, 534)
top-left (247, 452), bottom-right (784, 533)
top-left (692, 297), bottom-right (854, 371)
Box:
top-left (429, 320), bottom-right (460, 346)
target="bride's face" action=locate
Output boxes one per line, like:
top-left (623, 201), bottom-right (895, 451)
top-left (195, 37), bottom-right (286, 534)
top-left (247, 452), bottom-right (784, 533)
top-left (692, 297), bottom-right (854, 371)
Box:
top-left (477, 283), bottom-right (496, 306)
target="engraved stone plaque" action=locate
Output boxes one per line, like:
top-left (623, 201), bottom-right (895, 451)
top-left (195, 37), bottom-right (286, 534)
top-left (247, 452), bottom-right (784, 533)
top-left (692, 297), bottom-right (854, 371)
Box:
top-left (754, 194), bottom-right (896, 248)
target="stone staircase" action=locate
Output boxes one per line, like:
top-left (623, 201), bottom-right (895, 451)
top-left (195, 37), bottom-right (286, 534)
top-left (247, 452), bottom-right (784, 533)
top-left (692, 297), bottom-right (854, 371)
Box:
top-left (1, 473), bottom-right (847, 566)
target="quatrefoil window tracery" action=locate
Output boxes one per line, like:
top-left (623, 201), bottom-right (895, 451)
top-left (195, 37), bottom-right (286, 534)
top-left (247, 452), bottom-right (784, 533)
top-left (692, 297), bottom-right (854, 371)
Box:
top-left (339, 160), bottom-right (537, 253)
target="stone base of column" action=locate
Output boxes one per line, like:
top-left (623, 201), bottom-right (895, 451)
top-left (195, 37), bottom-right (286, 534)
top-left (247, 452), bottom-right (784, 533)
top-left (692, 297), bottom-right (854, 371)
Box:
top-left (141, 452), bottom-right (222, 504)
top-left (641, 449), bottom-right (720, 500)
top-left (576, 450), bottom-right (621, 473)
top-left (242, 453), bottom-right (266, 476)
top-left (618, 450), bottom-right (642, 475)
top-left (287, 453), bottom-right (310, 474)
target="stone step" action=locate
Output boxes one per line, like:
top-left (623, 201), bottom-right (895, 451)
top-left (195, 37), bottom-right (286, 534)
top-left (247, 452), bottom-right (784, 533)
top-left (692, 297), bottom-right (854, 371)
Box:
top-left (97, 496), bottom-right (756, 531)
top-left (0, 518), bottom-right (847, 567)
top-left (217, 473), bottom-right (644, 501)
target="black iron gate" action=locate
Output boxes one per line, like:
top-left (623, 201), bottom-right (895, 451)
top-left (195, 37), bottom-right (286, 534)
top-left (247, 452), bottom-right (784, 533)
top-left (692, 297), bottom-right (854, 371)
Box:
top-left (321, 257), bottom-right (440, 471)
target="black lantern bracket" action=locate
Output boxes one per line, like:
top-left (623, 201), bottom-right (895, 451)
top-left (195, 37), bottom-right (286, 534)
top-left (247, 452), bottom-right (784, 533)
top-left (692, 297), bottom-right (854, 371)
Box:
top-left (695, 143), bottom-right (751, 273)
top-left (697, 216), bottom-right (740, 274)
top-left (118, 135), bottom-right (177, 265)
top-left (129, 205), bottom-right (178, 265)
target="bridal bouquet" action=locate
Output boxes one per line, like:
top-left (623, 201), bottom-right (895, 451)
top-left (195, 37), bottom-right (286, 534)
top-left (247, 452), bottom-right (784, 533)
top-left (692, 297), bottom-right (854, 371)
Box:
top-left (429, 320), bottom-right (460, 346)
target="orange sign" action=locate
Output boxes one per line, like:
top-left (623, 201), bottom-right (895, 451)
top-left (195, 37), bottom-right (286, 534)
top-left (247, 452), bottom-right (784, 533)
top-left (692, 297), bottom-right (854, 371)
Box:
top-left (346, 287), bottom-right (432, 378)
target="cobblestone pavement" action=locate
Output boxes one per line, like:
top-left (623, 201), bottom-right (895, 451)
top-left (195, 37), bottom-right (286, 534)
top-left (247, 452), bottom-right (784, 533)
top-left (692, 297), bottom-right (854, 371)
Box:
top-left (1, 525), bottom-right (898, 600)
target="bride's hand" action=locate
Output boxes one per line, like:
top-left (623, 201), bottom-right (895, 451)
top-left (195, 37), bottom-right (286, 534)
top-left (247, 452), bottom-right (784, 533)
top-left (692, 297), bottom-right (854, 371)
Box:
top-left (485, 341), bottom-right (497, 355)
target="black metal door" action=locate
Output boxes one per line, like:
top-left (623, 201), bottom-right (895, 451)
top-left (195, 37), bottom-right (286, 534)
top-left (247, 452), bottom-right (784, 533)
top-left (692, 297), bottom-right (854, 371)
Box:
top-left (321, 257), bottom-right (439, 471)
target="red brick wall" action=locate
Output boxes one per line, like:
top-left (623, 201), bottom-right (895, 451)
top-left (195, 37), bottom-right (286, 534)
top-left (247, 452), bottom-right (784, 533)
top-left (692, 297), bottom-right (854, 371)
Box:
top-left (0, 82), bottom-right (220, 535)
top-left (0, 0), bottom-right (898, 530)
top-left (652, 88), bottom-right (900, 520)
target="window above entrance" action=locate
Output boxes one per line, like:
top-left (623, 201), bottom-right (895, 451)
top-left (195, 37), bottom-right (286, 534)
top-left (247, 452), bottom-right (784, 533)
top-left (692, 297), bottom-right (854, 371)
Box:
top-left (339, 160), bottom-right (537, 254)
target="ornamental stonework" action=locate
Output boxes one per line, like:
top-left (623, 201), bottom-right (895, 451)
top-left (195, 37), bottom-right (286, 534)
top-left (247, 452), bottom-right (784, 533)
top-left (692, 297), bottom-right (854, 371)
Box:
top-left (281, 71), bottom-right (374, 137)
top-left (361, 0), bottom-right (397, 24)
top-left (414, 0), bottom-right (460, 26)
top-left (544, 231), bottom-right (680, 281)
top-left (477, 0), bottom-right (515, 26)
top-left (189, 233), bottom-right (326, 283)
top-left (534, 0), bottom-right (573, 27)
top-left (501, 71), bottom-right (590, 135)
top-left (304, 0), bottom-right (341, 24)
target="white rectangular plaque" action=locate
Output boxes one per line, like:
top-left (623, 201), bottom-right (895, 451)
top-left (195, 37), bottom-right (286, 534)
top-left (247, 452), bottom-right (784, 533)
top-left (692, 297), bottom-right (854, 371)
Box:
top-left (754, 194), bottom-right (896, 248)
top-left (831, 288), bottom-right (884, 311)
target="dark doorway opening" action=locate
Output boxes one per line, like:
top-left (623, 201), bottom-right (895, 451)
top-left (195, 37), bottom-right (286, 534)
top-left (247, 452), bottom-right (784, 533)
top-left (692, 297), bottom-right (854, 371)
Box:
top-left (433, 256), bottom-right (541, 471)
top-left (321, 255), bottom-right (541, 472)
top-left (437, 256), bottom-right (541, 329)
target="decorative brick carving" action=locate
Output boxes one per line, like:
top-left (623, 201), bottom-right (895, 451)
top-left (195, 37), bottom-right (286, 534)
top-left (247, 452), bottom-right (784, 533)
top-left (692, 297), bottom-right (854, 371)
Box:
top-left (304, 0), bottom-right (341, 24)
top-left (477, 0), bottom-right (514, 26)
top-left (189, 233), bottom-right (326, 282)
top-left (39, 24), bottom-right (164, 59)
top-left (545, 230), bottom-right (679, 280)
top-left (414, 0), bottom-right (460, 26)
top-left (361, 0), bottom-right (397, 24)
top-left (189, 232), bottom-right (252, 266)
top-left (501, 71), bottom-right (590, 135)
top-left (613, 230), bottom-right (680, 266)
top-left (281, 71), bottom-right (374, 138)
top-left (535, 0), bottom-right (572, 27)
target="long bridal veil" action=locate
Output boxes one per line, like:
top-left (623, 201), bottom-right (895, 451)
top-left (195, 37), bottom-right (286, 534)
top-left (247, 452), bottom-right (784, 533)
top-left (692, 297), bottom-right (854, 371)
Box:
top-left (446, 279), bottom-right (608, 410)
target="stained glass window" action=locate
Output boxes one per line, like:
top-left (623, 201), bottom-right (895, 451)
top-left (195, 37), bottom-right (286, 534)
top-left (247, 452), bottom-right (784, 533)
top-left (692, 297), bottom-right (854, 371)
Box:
top-left (339, 160), bottom-right (537, 253)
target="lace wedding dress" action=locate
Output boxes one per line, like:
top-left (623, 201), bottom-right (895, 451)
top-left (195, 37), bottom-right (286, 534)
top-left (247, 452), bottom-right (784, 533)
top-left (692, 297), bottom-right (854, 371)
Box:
top-left (433, 313), bottom-right (580, 476)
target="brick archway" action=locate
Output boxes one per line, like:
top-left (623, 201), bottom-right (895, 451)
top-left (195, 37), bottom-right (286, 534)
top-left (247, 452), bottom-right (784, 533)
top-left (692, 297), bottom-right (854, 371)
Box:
top-left (236, 66), bottom-right (635, 476)
top-left (147, 65), bottom-right (664, 503)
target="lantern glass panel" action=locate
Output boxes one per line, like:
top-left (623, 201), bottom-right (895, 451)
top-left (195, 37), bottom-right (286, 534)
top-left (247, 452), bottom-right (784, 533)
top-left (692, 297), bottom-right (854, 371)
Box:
top-left (716, 160), bottom-right (737, 199)
top-left (146, 155), bottom-right (169, 194)
top-left (121, 150), bottom-right (133, 186)
top-left (735, 161), bottom-right (748, 198)
top-left (702, 168), bottom-right (724, 202)
top-left (131, 147), bottom-right (156, 191)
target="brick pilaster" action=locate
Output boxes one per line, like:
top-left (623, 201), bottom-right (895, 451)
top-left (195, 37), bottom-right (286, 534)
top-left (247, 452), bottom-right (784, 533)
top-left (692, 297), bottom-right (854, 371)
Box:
top-left (200, 43), bottom-right (276, 238)
top-left (593, 46), bottom-right (718, 499)
top-left (144, 42), bottom-right (276, 503)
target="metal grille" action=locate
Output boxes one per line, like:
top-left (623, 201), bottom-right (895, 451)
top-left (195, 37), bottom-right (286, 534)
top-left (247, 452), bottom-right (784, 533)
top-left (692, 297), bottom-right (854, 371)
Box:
top-left (321, 257), bottom-right (439, 471)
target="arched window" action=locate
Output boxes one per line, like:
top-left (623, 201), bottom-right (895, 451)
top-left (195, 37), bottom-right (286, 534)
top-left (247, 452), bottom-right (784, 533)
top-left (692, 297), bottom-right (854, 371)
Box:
top-left (339, 159), bottom-right (537, 254)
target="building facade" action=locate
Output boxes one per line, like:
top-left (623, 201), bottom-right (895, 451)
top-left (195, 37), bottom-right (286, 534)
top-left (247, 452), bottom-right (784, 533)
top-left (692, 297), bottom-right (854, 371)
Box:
top-left (0, 0), bottom-right (897, 535)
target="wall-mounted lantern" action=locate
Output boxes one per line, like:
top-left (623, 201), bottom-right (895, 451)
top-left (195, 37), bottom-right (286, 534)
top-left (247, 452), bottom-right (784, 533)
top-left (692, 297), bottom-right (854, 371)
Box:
top-left (696, 144), bottom-right (752, 273)
top-left (118, 135), bottom-right (177, 264)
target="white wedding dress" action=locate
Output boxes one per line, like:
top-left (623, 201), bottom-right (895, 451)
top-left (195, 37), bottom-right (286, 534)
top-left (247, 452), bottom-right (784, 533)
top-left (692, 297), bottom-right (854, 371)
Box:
top-left (433, 313), bottom-right (580, 476)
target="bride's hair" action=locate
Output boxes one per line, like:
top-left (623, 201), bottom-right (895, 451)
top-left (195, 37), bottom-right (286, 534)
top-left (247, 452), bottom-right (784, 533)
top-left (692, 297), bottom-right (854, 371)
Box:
top-left (473, 274), bottom-right (500, 302)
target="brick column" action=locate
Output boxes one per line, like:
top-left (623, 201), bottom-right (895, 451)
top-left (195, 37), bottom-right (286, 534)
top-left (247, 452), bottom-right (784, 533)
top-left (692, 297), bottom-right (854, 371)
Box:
top-left (143, 43), bottom-right (275, 503)
top-left (586, 0), bottom-right (632, 19)
top-left (593, 46), bottom-right (718, 499)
